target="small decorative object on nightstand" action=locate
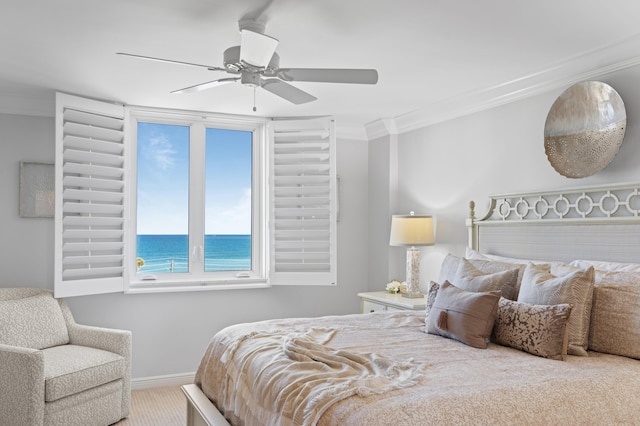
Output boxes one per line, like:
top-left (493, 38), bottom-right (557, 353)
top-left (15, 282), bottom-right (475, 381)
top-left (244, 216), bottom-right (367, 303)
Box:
top-left (389, 212), bottom-right (435, 298)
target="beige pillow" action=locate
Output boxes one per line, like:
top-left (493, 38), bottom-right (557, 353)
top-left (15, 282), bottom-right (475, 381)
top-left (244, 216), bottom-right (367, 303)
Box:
top-left (426, 281), bottom-right (501, 349)
top-left (589, 272), bottom-right (640, 359)
top-left (0, 293), bottom-right (69, 349)
top-left (453, 258), bottom-right (520, 301)
top-left (492, 298), bottom-right (572, 361)
top-left (439, 254), bottom-right (522, 300)
top-left (518, 263), bottom-right (594, 356)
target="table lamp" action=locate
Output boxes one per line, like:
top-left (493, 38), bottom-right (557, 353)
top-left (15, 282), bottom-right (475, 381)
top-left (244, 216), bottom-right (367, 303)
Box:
top-left (389, 212), bottom-right (435, 298)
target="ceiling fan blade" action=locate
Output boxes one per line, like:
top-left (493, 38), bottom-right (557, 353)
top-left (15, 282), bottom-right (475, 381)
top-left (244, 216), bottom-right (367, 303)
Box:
top-left (171, 78), bottom-right (239, 94)
top-left (116, 52), bottom-right (225, 71)
top-left (261, 79), bottom-right (317, 104)
top-left (276, 68), bottom-right (378, 84)
top-left (239, 30), bottom-right (278, 69)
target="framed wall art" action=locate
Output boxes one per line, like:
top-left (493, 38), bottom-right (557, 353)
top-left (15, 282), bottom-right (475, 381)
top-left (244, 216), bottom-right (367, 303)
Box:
top-left (19, 161), bottom-right (54, 218)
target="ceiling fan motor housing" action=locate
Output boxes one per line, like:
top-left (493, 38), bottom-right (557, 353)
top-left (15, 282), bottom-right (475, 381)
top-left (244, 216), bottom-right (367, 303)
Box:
top-left (240, 72), bottom-right (261, 87)
top-left (223, 46), bottom-right (279, 74)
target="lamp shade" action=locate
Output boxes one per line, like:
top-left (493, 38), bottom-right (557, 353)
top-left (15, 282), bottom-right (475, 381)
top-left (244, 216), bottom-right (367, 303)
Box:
top-left (389, 214), bottom-right (435, 247)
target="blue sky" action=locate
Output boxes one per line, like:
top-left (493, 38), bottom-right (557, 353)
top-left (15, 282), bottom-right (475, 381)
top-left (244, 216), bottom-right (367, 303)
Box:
top-left (136, 122), bottom-right (252, 235)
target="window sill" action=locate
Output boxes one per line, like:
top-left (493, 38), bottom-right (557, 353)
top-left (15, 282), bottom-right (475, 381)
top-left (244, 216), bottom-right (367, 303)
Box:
top-left (126, 278), bottom-right (270, 294)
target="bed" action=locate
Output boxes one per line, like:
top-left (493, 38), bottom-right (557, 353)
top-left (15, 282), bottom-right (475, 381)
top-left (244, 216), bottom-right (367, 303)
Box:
top-left (183, 182), bottom-right (640, 425)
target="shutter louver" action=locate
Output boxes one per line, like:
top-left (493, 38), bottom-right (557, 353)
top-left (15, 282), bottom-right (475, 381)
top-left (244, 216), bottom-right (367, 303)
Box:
top-left (269, 118), bottom-right (337, 285)
top-left (55, 93), bottom-right (126, 297)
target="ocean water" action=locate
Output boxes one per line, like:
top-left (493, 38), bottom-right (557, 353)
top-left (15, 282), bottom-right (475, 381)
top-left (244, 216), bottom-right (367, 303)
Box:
top-left (136, 235), bottom-right (250, 273)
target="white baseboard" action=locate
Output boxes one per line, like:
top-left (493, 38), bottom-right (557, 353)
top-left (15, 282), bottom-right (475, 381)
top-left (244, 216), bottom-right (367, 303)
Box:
top-left (132, 372), bottom-right (195, 390)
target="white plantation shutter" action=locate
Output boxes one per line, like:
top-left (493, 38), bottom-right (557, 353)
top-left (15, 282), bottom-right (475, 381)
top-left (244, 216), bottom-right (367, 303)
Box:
top-left (54, 93), bottom-right (127, 297)
top-left (268, 118), bottom-right (337, 286)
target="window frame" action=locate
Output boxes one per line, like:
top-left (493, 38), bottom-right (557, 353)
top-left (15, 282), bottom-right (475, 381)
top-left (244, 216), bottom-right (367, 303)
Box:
top-left (125, 107), bottom-right (269, 293)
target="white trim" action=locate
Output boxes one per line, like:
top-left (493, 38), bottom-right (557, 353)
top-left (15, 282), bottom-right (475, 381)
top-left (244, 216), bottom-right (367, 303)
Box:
top-left (366, 34), bottom-right (640, 138)
top-left (364, 118), bottom-right (398, 141)
top-left (132, 372), bottom-right (195, 390)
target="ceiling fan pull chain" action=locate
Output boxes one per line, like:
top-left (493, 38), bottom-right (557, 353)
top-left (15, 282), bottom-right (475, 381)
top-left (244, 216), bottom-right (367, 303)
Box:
top-left (253, 86), bottom-right (257, 112)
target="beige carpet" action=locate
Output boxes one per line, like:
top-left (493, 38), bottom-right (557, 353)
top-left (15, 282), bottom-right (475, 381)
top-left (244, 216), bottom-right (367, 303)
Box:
top-left (114, 385), bottom-right (186, 426)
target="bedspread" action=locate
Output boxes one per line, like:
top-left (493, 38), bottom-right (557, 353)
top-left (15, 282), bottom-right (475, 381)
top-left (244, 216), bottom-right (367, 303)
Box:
top-left (195, 311), bottom-right (640, 425)
top-left (214, 327), bottom-right (421, 426)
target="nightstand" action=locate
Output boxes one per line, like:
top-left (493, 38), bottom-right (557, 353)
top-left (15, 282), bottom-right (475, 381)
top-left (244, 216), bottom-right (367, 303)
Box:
top-left (357, 291), bottom-right (427, 313)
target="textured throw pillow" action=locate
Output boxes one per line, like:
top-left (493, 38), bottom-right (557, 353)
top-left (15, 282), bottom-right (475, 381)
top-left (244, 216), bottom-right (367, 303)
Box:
top-left (0, 293), bottom-right (69, 349)
top-left (589, 272), bottom-right (640, 359)
top-left (518, 263), bottom-right (595, 356)
top-left (426, 281), bottom-right (501, 349)
top-left (465, 259), bottom-right (526, 300)
top-left (424, 281), bottom-right (440, 321)
top-left (453, 258), bottom-right (520, 301)
top-left (492, 298), bottom-right (572, 361)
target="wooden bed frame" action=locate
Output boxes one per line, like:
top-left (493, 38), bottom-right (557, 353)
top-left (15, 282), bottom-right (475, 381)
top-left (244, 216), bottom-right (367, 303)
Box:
top-left (182, 181), bottom-right (640, 426)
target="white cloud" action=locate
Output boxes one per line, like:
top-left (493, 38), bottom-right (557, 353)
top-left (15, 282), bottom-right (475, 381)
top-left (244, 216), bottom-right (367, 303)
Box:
top-left (145, 132), bottom-right (177, 171)
top-left (206, 188), bottom-right (252, 235)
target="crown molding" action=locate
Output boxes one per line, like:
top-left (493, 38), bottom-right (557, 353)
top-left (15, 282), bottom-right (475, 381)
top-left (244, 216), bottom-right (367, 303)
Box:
top-left (366, 33), bottom-right (640, 139)
top-left (364, 118), bottom-right (398, 141)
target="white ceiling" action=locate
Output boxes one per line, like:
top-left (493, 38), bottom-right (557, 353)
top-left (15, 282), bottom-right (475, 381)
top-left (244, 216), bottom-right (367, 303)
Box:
top-left (3, 0), bottom-right (640, 135)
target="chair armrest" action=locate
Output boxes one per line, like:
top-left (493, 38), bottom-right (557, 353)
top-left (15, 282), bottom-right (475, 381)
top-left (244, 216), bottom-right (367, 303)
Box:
top-left (67, 323), bottom-right (132, 358)
top-left (0, 344), bottom-right (45, 426)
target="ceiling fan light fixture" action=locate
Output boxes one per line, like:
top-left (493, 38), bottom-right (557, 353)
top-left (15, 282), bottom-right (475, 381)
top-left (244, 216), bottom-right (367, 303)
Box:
top-left (239, 29), bottom-right (278, 69)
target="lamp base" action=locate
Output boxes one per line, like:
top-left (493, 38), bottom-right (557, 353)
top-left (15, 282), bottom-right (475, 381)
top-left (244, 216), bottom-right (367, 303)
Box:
top-left (402, 292), bottom-right (424, 299)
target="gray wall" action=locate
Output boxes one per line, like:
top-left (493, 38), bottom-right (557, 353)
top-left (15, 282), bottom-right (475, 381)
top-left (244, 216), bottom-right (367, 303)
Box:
top-left (0, 113), bottom-right (370, 379)
top-left (372, 65), bottom-right (640, 289)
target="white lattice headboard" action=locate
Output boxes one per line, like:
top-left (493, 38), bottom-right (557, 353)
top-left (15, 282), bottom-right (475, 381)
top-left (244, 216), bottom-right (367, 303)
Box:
top-left (467, 182), bottom-right (640, 263)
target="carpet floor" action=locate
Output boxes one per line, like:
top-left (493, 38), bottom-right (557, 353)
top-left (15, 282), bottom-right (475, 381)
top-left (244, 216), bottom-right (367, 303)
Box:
top-left (114, 385), bottom-right (186, 426)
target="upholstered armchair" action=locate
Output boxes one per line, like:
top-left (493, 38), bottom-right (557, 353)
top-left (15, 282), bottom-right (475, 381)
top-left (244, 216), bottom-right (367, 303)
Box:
top-left (0, 288), bottom-right (131, 426)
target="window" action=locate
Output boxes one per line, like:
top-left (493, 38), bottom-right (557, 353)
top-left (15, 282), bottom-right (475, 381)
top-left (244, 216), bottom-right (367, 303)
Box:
top-left (129, 112), bottom-right (264, 290)
top-left (54, 93), bottom-right (336, 297)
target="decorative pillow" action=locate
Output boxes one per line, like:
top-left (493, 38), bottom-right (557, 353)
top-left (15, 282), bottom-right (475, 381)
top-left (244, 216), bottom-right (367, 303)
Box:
top-left (426, 281), bottom-right (501, 349)
top-left (492, 298), bottom-right (572, 361)
top-left (589, 273), bottom-right (640, 359)
top-left (438, 253), bottom-right (460, 284)
top-left (453, 258), bottom-right (520, 301)
top-left (0, 293), bottom-right (69, 350)
top-left (518, 263), bottom-right (595, 356)
top-left (424, 280), bottom-right (440, 320)
top-left (465, 259), bottom-right (526, 300)
top-left (439, 254), bottom-right (522, 300)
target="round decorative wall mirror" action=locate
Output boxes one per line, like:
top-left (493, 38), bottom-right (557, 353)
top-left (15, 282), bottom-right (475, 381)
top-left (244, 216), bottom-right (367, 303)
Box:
top-left (544, 81), bottom-right (626, 178)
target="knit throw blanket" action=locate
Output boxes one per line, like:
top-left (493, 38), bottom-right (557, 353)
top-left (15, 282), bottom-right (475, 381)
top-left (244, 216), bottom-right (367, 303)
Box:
top-left (219, 328), bottom-right (422, 426)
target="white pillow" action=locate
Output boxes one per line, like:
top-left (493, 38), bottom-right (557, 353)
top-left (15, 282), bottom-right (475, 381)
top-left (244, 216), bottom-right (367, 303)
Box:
top-left (465, 247), bottom-right (550, 265)
top-left (570, 259), bottom-right (640, 273)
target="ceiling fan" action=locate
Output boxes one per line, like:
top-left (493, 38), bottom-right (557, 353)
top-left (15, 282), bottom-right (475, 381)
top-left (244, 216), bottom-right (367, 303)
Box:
top-left (117, 19), bottom-right (378, 106)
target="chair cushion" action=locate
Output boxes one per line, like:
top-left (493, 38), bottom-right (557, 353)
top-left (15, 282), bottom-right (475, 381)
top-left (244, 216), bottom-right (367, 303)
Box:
top-left (42, 345), bottom-right (125, 402)
top-left (0, 293), bottom-right (69, 349)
